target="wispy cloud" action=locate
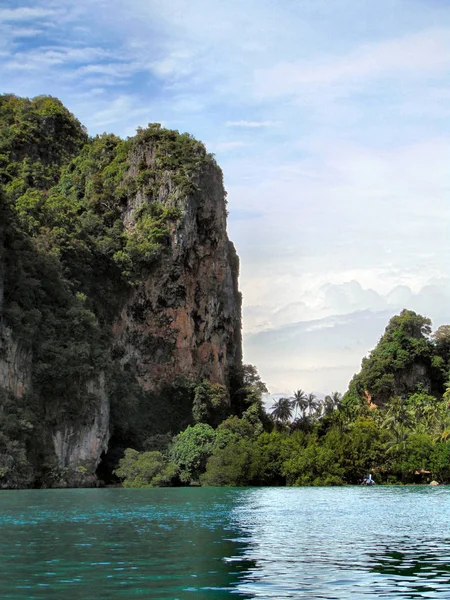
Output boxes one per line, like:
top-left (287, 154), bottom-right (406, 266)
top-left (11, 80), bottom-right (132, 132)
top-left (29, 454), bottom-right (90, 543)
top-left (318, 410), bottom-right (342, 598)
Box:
top-left (253, 28), bottom-right (450, 100)
top-left (4, 46), bottom-right (115, 72)
top-left (212, 140), bottom-right (248, 152)
top-left (151, 49), bottom-right (194, 78)
top-left (225, 120), bottom-right (279, 128)
top-left (0, 7), bottom-right (59, 22)
top-left (86, 95), bottom-right (151, 129)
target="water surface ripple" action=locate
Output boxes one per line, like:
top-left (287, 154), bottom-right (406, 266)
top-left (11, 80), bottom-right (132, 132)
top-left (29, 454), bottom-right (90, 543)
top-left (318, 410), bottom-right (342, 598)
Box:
top-left (0, 486), bottom-right (449, 598)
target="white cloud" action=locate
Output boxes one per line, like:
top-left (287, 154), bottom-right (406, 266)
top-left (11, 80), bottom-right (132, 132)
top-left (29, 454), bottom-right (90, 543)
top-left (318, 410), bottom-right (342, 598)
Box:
top-left (212, 141), bottom-right (248, 152)
top-left (225, 120), bottom-right (279, 128)
top-left (151, 49), bottom-right (194, 78)
top-left (243, 279), bottom-right (450, 394)
top-left (253, 28), bottom-right (450, 100)
top-left (84, 95), bottom-right (151, 129)
top-left (0, 7), bottom-right (58, 22)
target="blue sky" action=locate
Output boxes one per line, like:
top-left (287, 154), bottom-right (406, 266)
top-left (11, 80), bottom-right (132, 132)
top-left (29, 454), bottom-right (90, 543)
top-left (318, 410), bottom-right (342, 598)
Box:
top-left (2, 0), bottom-right (450, 395)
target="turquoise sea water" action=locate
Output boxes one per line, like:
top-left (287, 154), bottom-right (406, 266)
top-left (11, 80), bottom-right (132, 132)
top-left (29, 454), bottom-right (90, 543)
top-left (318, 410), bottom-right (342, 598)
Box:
top-left (1, 487), bottom-right (450, 599)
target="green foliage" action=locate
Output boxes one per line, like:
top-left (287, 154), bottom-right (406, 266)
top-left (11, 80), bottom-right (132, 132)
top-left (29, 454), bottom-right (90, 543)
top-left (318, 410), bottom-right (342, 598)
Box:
top-left (251, 432), bottom-right (291, 485)
top-left (114, 448), bottom-right (178, 487)
top-left (201, 438), bottom-right (255, 486)
top-left (0, 94), bottom-right (87, 199)
top-left (133, 123), bottom-right (215, 195)
top-left (340, 418), bottom-right (388, 481)
top-left (170, 423), bottom-right (216, 484)
top-left (216, 415), bottom-right (255, 440)
top-left (282, 434), bottom-right (345, 486)
top-left (430, 443), bottom-right (450, 482)
top-left (192, 380), bottom-right (229, 426)
top-left (241, 402), bottom-right (265, 437)
top-left (2, 190), bottom-right (108, 429)
top-left (432, 325), bottom-right (450, 381)
top-left (111, 372), bottom-right (450, 488)
top-left (345, 310), bottom-right (435, 407)
top-left (230, 363), bottom-right (268, 414)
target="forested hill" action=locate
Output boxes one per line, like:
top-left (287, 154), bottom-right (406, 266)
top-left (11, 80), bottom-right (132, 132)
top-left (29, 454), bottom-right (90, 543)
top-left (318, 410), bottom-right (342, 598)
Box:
top-left (0, 94), bottom-right (243, 488)
top-left (344, 310), bottom-right (449, 408)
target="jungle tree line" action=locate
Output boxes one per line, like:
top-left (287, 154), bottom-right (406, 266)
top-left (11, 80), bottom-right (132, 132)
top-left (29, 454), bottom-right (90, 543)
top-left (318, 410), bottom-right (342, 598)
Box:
top-left (271, 390), bottom-right (342, 427)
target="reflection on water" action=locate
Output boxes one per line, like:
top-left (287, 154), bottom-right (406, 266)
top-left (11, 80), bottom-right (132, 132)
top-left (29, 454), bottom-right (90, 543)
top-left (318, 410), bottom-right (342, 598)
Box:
top-left (367, 540), bottom-right (450, 598)
top-left (230, 487), bottom-right (450, 598)
top-left (0, 487), bottom-right (449, 598)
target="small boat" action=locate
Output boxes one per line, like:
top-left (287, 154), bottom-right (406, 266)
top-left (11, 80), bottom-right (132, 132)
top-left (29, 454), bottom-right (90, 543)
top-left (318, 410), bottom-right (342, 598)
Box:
top-left (361, 474), bottom-right (375, 486)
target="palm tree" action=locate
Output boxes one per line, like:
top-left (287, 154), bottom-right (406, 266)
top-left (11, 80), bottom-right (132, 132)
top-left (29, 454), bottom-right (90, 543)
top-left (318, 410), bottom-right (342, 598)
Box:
top-left (323, 391), bottom-right (342, 416)
top-left (306, 393), bottom-right (318, 414)
top-left (383, 396), bottom-right (414, 437)
top-left (270, 397), bottom-right (293, 425)
top-left (291, 389), bottom-right (308, 419)
top-left (433, 402), bottom-right (450, 442)
top-left (334, 397), bottom-right (357, 432)
top-left (385, 425), bottom-right (409, 455)
top-left (314, 402), bottom-right (323, 419)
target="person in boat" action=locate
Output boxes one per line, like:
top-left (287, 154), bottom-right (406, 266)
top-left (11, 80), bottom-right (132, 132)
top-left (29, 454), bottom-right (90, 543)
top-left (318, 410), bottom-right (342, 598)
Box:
top-left (361, 473), bottom-right (375, 485)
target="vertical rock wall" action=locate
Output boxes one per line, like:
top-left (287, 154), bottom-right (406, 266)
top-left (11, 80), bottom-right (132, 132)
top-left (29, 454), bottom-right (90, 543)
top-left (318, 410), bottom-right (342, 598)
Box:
top-left (113, 151), bottom-right (242, 393)
top-left (52, 373), bottom-right (110, 485)
top-left (0, 327), bottom-right (32, 399)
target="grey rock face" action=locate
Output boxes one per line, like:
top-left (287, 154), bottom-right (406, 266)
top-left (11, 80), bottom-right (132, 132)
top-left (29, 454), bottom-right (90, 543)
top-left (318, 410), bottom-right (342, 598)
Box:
top-left (0, 327), bottom-right (32, 399)
top-left (52, 373), bottom-right (110, 480)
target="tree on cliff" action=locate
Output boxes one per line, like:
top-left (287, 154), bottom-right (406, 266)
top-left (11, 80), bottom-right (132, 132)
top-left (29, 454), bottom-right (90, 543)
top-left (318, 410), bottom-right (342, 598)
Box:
top-left (230, 364), bottom-right (268, 412)
top-left (432, 325), bottom-right (450, 380)
top-left (344, 309), bottom-right (435, 408)
top-left (192, 381), bottom-right (229, 426)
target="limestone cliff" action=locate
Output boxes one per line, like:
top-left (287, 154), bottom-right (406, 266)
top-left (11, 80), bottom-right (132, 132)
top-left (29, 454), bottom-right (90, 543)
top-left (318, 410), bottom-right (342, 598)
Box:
top-left (0, 95), bottom-right (242, 488)
top-left (114, 150), bottom-right (241, 392)
top-left (51, 373), bottom-right (110, 486)
top-left (0, 327), bottom-right (32, 399)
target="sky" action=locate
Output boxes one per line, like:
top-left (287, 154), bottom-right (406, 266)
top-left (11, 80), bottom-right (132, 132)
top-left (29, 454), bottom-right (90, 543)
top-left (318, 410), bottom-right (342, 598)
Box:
top-left (2, 0), bottom-right (450, 396)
